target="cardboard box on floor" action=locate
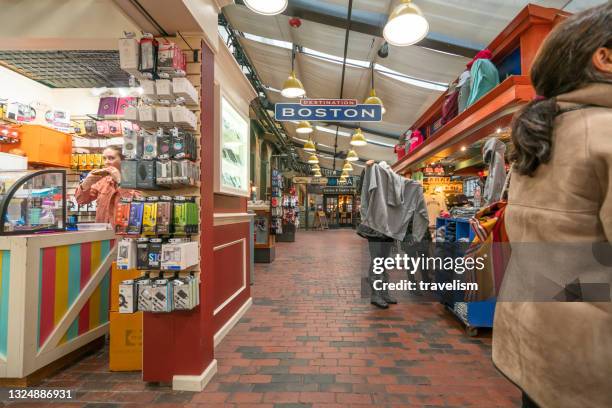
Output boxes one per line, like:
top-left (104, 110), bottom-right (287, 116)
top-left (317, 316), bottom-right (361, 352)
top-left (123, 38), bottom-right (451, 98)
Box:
top-left (110, 263), bottom-right (143, 312)
top-left (109, 311), bottom-right (143, 371)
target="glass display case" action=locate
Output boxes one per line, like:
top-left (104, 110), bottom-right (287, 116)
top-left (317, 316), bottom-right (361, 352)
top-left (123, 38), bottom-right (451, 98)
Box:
top-left (0, 170), bottom-right (66, 235)
top-left (219, 96), bottom-right (249, 197)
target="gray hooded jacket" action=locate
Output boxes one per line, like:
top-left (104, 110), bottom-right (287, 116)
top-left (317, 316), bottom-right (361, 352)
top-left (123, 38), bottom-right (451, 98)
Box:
top-left (482, 138), bottom-right (506, 205)
top-left (359, 162), bottom-right (429, 241)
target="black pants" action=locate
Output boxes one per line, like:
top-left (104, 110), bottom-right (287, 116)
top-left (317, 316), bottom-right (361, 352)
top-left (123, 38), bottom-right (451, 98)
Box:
top-left (522, 392), bottom-right (539, 408)
top-left (367, 239), bottom-right (393, 301)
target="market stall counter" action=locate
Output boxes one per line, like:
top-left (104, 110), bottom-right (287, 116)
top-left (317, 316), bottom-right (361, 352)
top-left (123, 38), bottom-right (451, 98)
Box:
top-left (0, 230), bottom-right (115, 385)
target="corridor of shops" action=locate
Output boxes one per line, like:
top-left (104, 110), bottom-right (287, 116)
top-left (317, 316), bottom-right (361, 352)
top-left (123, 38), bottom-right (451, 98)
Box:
top-left (33, 230), bottom-right (519, 407)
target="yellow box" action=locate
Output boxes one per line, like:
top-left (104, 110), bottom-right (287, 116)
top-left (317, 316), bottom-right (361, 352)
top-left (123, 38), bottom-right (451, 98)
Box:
top-left (110, 263), bottom-right (143, 312)
top-left (109, 311), bottom-right (142, 372)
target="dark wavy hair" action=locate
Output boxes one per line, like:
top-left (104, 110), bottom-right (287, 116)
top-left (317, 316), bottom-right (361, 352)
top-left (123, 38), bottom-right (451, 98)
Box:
top-left (511, 2), bottom-right (612, 176)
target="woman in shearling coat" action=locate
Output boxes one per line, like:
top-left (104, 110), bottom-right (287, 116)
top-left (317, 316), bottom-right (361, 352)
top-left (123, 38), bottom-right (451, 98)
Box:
top-left (494, 3), bottom-right (612, 408)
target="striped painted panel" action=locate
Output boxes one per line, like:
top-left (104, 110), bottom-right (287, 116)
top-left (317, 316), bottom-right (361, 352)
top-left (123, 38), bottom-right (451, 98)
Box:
top-left (39, 240), bottom-right (113, 349)
top-left (0, 250), bottom-right (10, 359)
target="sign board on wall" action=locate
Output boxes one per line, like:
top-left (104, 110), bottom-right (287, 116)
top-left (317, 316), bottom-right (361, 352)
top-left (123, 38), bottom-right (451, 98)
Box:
top-left (327, 177), bottom-right (354, 187)
top-left (275, 99), bottom-right (382, 122)
top-left (293, 176), bottom-right (328, 185)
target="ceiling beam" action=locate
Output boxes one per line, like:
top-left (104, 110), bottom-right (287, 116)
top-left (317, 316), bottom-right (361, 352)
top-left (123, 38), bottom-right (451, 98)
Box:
top-left (322, 121), bottom-right (399, 140)
top-left (234, 0), bottom-right (479, 58)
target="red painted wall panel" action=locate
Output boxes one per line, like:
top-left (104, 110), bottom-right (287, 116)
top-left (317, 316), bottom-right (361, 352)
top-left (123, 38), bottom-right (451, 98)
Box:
top-left (214, 194), bottom-right (247, 213)
top-left (213, 222), bottom-right (251, 333)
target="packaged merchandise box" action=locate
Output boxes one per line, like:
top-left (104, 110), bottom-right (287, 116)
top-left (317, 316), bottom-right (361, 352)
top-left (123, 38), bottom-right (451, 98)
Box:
top-left (110, 263), bottom-right (143, 312)
top-left (109, 312), bottom-right (143, 372)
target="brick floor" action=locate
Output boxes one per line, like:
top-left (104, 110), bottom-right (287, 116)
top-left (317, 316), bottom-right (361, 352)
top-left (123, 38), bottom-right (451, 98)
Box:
top-left (4, 229), bottom-right (521, 407)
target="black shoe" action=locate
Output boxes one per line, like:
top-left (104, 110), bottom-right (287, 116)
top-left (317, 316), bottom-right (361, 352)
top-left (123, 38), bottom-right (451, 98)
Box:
top-left (371, 299), bottom-right (389, 309)
top-left (382, 294), bottom-right (398, 304)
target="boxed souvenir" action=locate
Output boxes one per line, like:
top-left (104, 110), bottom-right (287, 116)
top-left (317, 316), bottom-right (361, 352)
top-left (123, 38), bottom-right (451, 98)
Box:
top-left (117, 97), bottom-right (136, 117)
top-left (160, 240), bottom-right (198, 271)
top-left (120, 160), bottom-right (138, 189)
top-left (142, 131), bottom-right (158, 160)
top-left (118, 280), bottom-right (137, 313)
top-left (156, 160), bottom-right (172, 186)
top-left (118, 37), bottom-right (140, 75)
top-left (136, 160), bottom-right (157, 190)
top-left (172, 77), bottom-right (198, 105)
top-left (98, 97), bottom-right (118, 117)
top-left (117, 238), bottom-right (137, 270)
top-left (155, 79), bottom-right (173, 100)
top-left (127, 198), bottom-right (145, 234)
top-left (156, 196), bottom-right (173, 234)
top-left (136, 238), bottom-right (150, 270)
top-left (142, 197), bottom-right (158, 235)
top-left (114, 198), bottom-right (132, 234)
top-left (148, 238), bottom-right (163, 269)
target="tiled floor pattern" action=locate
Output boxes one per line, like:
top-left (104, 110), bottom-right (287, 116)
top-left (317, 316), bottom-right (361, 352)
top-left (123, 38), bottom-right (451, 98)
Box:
top-left (3, 229), bottom-right (520, 407)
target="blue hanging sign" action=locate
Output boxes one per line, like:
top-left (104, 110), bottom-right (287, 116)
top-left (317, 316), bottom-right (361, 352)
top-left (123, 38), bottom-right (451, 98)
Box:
top-left (275, 99), bottom-right (382, 122)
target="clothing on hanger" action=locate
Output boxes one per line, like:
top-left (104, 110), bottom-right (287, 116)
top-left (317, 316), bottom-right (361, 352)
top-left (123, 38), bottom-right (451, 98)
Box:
top-left (466, 58), bottom-right (500, 107)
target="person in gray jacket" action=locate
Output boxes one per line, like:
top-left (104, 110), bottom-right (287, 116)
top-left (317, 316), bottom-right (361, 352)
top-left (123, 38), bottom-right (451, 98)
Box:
top-left (358, 161), bottom-right (429, 308)
top-left (482, 137), bottom-right (507, 206)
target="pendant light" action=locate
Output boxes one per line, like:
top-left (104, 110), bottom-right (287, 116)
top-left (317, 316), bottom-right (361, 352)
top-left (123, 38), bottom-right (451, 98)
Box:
top-left (342, 161), bottom-right (353, 172)
top-left (243, 0), bottom-right (288, 16)
top-left (383, 0), bottom-right (429, 47)
top-left (281, 45), bottom-right (306, 98)
top-left (346, 149), bottom-right (359, 162)
top-left (311, 163), bottom-right (321, 171)
top-left (341, 169), bottom-right (349, 178)
top-left (314, 170), bottom-right (322, 177)
top-left (303, 137), bottom-right (316, 152)
top-left (308, 154), bottom-right (319, 164)
top-left (296, 121), bottom-right (313, 134)
top-left (364, 66), bottom-right (386, 114)
top-left (350, 128), bottom-right (367, 147)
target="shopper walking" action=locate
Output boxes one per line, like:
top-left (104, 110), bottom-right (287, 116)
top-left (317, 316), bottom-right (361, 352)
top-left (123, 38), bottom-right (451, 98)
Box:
top-left (75, 146), bottom-right (139, 226)
top-left (358, 160), bottom-right (429, 308)
top-left (494, 4), bottom-right (612, 408)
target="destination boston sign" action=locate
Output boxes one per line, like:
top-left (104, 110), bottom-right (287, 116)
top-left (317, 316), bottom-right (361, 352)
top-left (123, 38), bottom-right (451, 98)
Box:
top-left (275, 99), bottom-right (383, 122)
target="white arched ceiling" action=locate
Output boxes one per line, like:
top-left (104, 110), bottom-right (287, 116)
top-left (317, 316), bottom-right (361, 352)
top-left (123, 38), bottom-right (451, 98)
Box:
top-left (225, 0), bottom-right (608, 166)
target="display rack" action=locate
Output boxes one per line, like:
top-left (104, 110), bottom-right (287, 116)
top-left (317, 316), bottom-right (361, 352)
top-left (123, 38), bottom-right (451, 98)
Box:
top-left (115, 33), bottom-right (215, 388)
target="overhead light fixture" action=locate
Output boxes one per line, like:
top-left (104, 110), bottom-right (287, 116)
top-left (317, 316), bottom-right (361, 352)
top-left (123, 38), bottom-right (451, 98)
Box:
top-left (341, 169), bottom-right (349, 178)
top-left (378, 42), bottom-right (389, 59)
top-left (350, 128), bottom-right (367, 147)
top-left (281, 45), bottom-right (306, 98)
top-left (364, 66), bottom-right (386, 114)
top-left (461, 146), bottom-right (467, 152)
top-left (342, 161), bottom-right (354, 172)
top-left (281, 71), bottom-right (305, 98)
top-left (303, 137), bottom-right (316, 152)
top-left (383, 0), bottom-right (429, 47)
top-left (311, 163), bottom-right (321, 171)
top-left (243, 0), bottom-right (288, 16)
top-left (314, 170), bottom-right (322, 177)
top-left (296, 121), bottom-right (313, 134)
top-left (308, 154), bottom-right (319, 164)
top-left (346, 149), bottom-right (359, 162)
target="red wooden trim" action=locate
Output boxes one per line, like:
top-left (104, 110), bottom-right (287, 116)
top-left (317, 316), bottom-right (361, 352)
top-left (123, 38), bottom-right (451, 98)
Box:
top-left (393, 76), bottom-right (534, 173)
